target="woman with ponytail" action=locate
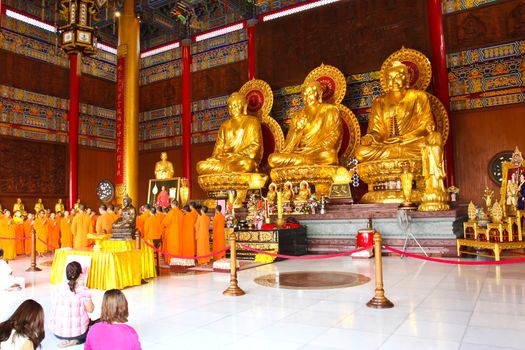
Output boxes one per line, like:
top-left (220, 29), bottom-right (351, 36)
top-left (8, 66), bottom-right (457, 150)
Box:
top-left (48, 261), bottom-right (94, 348)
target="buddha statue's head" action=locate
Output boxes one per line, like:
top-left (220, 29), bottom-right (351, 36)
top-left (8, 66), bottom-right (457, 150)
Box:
top-left (37, 198), bottom-right (42, 203)
top-left (16, 198), bottom-right (21, 203)
top-left (58, 199), bottom-right (62, 203)
top-left (228, 92), bottom-right (248, 118)
top-left (160, 152), bottom-right (168, 161)
top-left (301, 80), bottom-right (323, 107)
top-left (385, 61), bottom-right (410, 93)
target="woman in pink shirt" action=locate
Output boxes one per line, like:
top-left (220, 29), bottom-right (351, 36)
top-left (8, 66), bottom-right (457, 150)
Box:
top-left (48, 261), bottom-right (94, 347)
top-left (85, 289), bottom-right (141, 350)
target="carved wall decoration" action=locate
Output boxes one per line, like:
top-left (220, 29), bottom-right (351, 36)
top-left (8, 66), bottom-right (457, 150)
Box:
top-left (0, 136), bottom-right (67, 197)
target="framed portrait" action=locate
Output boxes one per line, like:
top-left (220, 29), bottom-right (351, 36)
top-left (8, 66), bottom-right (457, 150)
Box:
top-left (500, 160), bottom-right (525, 216)
top-left (147, 178), bottom-right (181, 208)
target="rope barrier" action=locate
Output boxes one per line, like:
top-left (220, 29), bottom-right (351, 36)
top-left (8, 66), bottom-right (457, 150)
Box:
top-left (141, 239), bottom-right (231, 260)
top-left (384, 245), bottom-right (525, 265)
top-left (37, 237), bottom-right (58, 251)
top-left (239, 244), bottom-right (373, 260)
top-left (0, 236), bottom-right (31, 240)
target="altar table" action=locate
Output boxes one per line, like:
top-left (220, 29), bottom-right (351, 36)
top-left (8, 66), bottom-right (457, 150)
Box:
top-left (233, 227), bottom-right (308, 260)
top-left (50, 248), bottom-right (142, 290)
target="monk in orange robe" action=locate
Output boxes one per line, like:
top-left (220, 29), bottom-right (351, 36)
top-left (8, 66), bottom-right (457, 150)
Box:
top-left (47, 213), bottom-right (60, 250)
top-left (95, 205), bottom-right (114, 235)
top-left (144, 208), bottom-right (163, 241)
top-left (15, 221), bottom-right (25, 255)
top-left (71, 205), bottom-right (93, 249)
top-left (60, 211), bottom-right (73, 248)
top-left (34, 210), bottom-right (48, 255)
top-left (181, 205), bottom-right (195, 264)
top-left (212, 205), bottom-right (226, 260)
top-left (162, 200), bottom-right (184, 264)
top-left (195, 206), bottom-right (211, 265)
top-left (23, 213), bottom-right (34, 255)
top-left (189, 203), bottom-right (199, 254)
top-left (107, 204), bottom-right (118, 223)
top-left (136, 205), bottom-right (152, 237)
top-left (0, 211), bottom-right (16, 260)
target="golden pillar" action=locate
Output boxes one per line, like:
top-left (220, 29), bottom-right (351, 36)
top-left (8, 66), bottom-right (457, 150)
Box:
top-left (115, 0), bottom-right (139, 203)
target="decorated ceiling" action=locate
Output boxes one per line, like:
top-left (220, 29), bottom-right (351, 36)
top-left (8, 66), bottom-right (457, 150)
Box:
top-left (5, 0), bottom-right (309, 49)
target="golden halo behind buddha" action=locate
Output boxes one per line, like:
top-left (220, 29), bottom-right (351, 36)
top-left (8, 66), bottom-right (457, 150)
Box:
top-left (380, 47), bottom-right (432, 92)
top-left (337, 104), bottom-right (361, 166)
top-left (239, 79), bottom-right (274, 119)
top-left (305, 64), bottom-right (347, 105)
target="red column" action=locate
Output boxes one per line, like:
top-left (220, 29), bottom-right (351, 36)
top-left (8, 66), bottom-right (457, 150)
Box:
top-left (68, 53), bottom-right (80, 209)
top-left (247, 19), bottom-right (257, 80)
top-left (428, 0), bottom-right (456, 187)
top-left (181, 39), bottom-right (192, 197)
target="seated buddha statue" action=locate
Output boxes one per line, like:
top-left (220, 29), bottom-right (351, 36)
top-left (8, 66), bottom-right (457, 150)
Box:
top-left (266, 182), bottom-right (278, 205)
top-left (34, 198), bottom-right (45, 215)
top-left (268, 80), bottom-right (342, 168)
top-left (112, 195), bottom-right (136, 232)
top-left (197, 92), bottom-right (263, 175)
top-left (13, 198), bottom-right (27, 216)
top-left (355, 61), bottom-right (434, 162)
top-left (154, 152), bottom-right (175, 179)
top-left (55, 199), bottom-right (65, 214)
top-left (295, 181), bottom-right (311, 202)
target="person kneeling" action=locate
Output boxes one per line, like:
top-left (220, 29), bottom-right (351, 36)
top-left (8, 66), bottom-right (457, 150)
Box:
top-left (49, 261), bottom-right (94, 348)
top-left (85, 289), bottom-right (141, 350)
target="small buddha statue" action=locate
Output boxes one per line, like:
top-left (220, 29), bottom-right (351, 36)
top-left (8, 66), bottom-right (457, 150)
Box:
top-left (421, 123), bottom-right (446, 193)
top-left (197, 92), bottom-right (263, 174)
top-left (55, 199), bottom-right (65, 214)
top-left (295, 181), bottom-right (311, 202)
top-left (12, 198), bottom-right (27, 216)
top-left (73, 199), bottom-right (81, 211)
top-left (355, 61), bottom-right (434, 162)
top-left (266, 182), bottom-right (278, 205)
top-left (268, 80), bottom-right (342, 168)
top-left (34, 198), bottom-right (45, 215)
top-left (154, 152), bottom-right (175, 179)
top-left (283, 181), bottom-right (294, 202)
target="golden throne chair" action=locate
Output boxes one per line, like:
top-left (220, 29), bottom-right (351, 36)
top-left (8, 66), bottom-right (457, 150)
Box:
top-left (269, 64), bottom-right (361, 196)
top-left (198, 79), bottom-right (284, 206)
top-left (356, 48), bottom-right (450, 203)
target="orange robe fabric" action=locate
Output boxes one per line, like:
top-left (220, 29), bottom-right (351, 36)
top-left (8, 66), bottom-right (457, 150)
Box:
top-left (136, 212), bottom-right (151, 237)
top-left (195, 214), bottom-right (211, 264)
top-left (60, 217), bottom-right (73, 248)
top-left (34, 217), bottom-right (48, 254)
top-left (15, 223), bottom-right (25, 255)
top-left (0, 217), bottom-right (16, 260)
top-left (162, 208), bottom-right (184, 263)
top-left (212, 212), bottom-right (226, 260)
top-left (72, 212), bottom-right (93, 249)
top-left (47, 217), bottom-right (60, 250)
top-left (181, 212), bottom-right (196, 259)
top-left (144, 214), bottom-right (163, 240)
top-left (23, 219), bottom-right (34, 255)
top-left (95, 213), bottom-right (114, 235)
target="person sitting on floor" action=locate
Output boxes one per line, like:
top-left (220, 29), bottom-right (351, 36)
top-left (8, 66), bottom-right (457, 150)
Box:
top-left (85, 289), bottom-right (141, 350)
top-left (48, 261), bottom-right (94, 348)
top-left (0, 299), bottom-right (45, 349)
top-left (0, 248), bottom-right (25, 291)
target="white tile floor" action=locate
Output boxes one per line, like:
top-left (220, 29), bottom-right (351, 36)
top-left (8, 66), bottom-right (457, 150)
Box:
top-left (1, 254), bottom-right (525, 350)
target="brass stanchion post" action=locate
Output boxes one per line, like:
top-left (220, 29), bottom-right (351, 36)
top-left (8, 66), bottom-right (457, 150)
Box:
top-left (367, 232), bottom-right (393, 308)
top-left (223, 229), bottom-right (245, 296)
top-left (26, 229), bottom-right (42, 272)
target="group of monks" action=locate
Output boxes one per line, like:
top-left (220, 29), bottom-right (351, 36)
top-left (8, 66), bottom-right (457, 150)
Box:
top-left (0, 200), bottom-right (227, 267)
top-left (137, 201), bottom-right (226, 266)
top-left (0, 204), bottom-right (119, 260)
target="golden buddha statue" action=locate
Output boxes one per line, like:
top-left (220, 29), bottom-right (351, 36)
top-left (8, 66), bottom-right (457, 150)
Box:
top-left (34, 198), bottom-right (45, 214)
top-left (154, 152), bottom-right (175, 179)
top-left (356, 62), bottom-right (433, 163)
top-left (282, 181), bottom-right (294, 202)
top-left (74, 199), bottom-right (81, 211)
top-left (295, 181), bottom-right (311, 202)
top-left (268, 80), bottom-right (342, 168)
top-left (419, 123), bottom-right (450, 211)
top-left (55, 199), bottom-right (65, 214)
top-left (197, 92), bottom-right (263, 175)
top-left (13, 198), bottom-right (27, 216)
top-left (266, 182), bottom-right (278, 205)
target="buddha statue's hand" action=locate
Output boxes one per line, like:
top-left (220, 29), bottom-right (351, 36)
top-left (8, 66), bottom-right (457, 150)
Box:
top-left (384, 136), bottom-right (402, 145)
top-left (361, 134), bottom-right (374, 146)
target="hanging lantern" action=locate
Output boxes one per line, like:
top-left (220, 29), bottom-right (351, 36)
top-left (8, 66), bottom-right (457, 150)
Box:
top-left (58, 0), bottom-right (107, 56)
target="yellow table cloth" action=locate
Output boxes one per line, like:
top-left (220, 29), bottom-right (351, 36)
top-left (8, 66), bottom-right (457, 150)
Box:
top-left (101, 239), bottom-right (156, 279)
top-left (50, 248), bottom-right (142, 290)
